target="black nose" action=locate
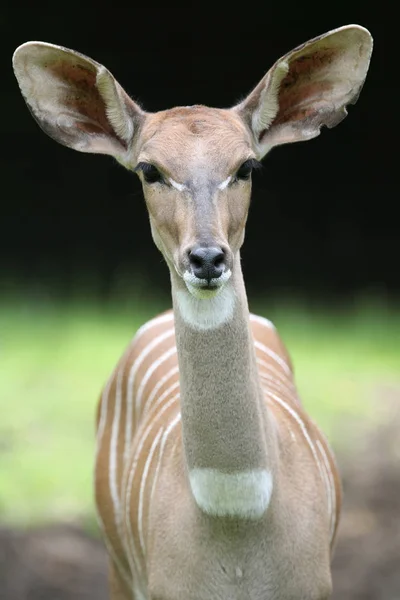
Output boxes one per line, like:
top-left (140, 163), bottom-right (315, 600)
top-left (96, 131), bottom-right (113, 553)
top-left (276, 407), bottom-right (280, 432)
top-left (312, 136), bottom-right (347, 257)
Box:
top-left (189, 246), bottom-right (225, 281)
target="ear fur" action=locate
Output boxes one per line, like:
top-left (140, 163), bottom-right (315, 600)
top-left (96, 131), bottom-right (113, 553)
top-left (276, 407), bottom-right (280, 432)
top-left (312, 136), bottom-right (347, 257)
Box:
top-left (13, 41), bottom-right (145, 164)
top-left (234, 25), bottom-right (373, 158)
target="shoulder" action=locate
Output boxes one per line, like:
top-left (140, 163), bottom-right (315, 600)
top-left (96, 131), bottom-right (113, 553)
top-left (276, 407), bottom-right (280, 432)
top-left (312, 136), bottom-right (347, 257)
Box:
top-left (249, 312), bottom-right (294, 374)
top-left (133, 309), bottom-right (175, 346)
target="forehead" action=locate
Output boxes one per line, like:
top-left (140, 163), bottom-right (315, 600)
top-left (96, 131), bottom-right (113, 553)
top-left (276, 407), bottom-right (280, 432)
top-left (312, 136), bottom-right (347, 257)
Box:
top-left (138, 106), bottom-right (253, 174)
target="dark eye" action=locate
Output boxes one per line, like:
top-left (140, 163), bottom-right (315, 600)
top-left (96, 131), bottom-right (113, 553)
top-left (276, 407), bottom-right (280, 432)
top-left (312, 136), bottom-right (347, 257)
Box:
top-left (236, 159), bottom-right (259, 181)
top-left (137, 162), bottom-right (164, 184)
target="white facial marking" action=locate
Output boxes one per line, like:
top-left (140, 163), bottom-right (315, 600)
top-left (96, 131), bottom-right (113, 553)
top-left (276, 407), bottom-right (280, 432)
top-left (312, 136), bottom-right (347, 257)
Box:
top-left (218, 175), bottom-right (232, 190)
top-left (169, 177), bottom-right (186, 192)
top-left (189, 468), bottom-right (273, 519)
top-left (183, 268), bottom-right (232, 298)
top-left (175, 282), bottom-right (236, 330)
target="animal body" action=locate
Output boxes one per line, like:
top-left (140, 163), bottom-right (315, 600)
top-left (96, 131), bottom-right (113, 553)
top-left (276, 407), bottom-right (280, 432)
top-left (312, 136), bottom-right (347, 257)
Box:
top-left (13, 24), bottom-right (372, 599)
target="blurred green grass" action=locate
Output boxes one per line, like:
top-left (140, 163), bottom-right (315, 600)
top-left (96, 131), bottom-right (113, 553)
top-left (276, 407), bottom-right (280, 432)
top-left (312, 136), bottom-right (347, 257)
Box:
top-left (1, 292), bottom-right (399, 526)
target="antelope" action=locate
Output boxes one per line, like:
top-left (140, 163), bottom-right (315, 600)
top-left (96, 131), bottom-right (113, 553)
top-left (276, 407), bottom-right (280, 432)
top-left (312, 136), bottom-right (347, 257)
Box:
top-left (13, 24), bottom-right (372, 600)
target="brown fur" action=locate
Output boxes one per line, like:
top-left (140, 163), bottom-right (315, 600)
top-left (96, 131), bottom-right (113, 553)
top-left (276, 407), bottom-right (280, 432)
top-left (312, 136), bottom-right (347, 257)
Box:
top-left (12, 25), bottom-right (373, 599)
top-left (94, 307), bottom-right (340, 600)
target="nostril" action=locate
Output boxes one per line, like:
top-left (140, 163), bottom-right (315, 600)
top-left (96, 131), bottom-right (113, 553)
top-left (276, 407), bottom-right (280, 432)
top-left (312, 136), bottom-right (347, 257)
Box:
top-left (188, 246), bottom-right (226, 282)
top-left (189, 247), bottom-right (208, 270)
top-left (212, 249), bottom-right (225, 268)
top-left (190, 253), bottom-right (204, 269)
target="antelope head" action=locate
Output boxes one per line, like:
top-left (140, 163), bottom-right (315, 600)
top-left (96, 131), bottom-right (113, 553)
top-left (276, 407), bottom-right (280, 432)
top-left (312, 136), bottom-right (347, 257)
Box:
top-left (13, 26), bottom-right (372, 300)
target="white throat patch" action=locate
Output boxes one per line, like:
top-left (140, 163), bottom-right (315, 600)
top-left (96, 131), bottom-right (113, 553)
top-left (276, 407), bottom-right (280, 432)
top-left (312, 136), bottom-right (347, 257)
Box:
top-left (174, 282), bottom-right (236, 331)
top-left (189, 468), bottom-right (273, 519)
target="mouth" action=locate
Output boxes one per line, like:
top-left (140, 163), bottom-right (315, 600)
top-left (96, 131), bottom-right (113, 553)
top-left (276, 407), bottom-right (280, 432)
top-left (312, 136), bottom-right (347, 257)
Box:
top-left (183, 269), bottom-right (232, 299)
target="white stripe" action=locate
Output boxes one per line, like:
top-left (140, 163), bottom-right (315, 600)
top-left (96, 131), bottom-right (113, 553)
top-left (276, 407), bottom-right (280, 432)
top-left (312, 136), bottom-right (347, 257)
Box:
top-left (94, 312), bottom-right (174, 595)
top-left (95, 377), bottom-right (131, 586)
top-left (258, 367), bottom-right (293, 397)
top-left (256, 358), bottom-right (293, 390)
top-left (315, 441), bottom-right (332, 532)
top-left (95, 512), bottom-right (132, 587)
top-left (256, 355), bottom-right (294, 388)
top-left (133, 311), bottom-right (174, 341)
top-left (169, 433), bottom-right (180, 459)
top-left (257, 357), bottom-right (290, 381)
top-left (144, 365), bottom-right (180, 414)
top-left (143, 380), bottom-right (180, 418)
top-left (138, 427), bottom-right (164, 554)
top-left (96, 376), bottom-right (113, 455)
top-left (149, 414), bottom-right (181, 521)
top-left (316, 425), bottom-right (341, 473)
top-left (260, 375), bottom-right (294, 402)
top-left (124, 328), bottom-right (175, 462)
top-left (124, 394), bottom-right (180, 576)
top-left (255, 340), bottom-right (291, 375)
top-left (316, 440), bottom-right (334, 538)
top-left (259, 368), bottom-right (290, 390)
top-left (264, 390), bottom-right (325, 487)
top-left (250, 313), bottom-right (276, 330)
top-left (316, 439), bottom-right (337, 541)
top-left (135, 345), bottom-right (177, 413)
top-left (109, 367), bottom-right (123, 532)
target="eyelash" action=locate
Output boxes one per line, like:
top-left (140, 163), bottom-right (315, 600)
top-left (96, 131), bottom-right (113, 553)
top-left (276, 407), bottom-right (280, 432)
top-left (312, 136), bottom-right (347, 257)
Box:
top-left (234, 159), bottom-right (261, 181)
top-left (137, 162), bottom-right (164, 184)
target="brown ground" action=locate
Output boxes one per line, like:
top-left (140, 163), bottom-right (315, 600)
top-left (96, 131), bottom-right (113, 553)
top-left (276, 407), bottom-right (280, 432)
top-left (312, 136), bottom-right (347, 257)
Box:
top-left (1, 404), bottom-right (399, 600)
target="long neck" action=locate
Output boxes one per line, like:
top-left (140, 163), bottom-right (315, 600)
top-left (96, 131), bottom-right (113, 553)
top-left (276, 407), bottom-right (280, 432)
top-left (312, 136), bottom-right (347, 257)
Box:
top-left (171, 257), bottom-right (276, 518)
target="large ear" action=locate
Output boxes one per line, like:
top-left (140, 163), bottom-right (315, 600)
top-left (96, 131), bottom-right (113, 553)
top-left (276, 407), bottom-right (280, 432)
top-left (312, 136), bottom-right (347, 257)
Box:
top-left (234, 25), bottom-right (373, 158)
top-left (12, 42), bottom-right (145, 164)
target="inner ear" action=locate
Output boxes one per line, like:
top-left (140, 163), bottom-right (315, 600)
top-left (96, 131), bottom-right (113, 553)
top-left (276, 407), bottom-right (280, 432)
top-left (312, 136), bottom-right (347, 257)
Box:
top-left (13, 41), bottom-right (145, 161)
top-left (233, 25), bottom-right (373, 157)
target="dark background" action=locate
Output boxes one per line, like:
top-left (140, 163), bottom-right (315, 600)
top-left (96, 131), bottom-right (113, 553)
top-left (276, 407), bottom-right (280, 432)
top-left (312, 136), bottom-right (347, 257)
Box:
top-left (1, 3), bottom-right (395, 303)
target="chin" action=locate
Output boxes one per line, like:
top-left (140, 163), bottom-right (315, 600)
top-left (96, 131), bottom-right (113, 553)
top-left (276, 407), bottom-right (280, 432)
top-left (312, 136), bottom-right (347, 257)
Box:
top-left (185, 284), bottom-right (224, 300)
top-left (183, 269), bottom-right (232, 300)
